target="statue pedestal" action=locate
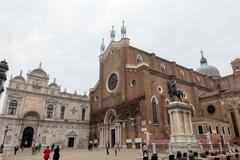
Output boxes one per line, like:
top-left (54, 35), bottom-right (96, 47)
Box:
top-left (167, 102), bottom-right (200, 153)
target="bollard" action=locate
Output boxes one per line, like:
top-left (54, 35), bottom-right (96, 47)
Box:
top-left (151, 143), bottom-right (158, 160)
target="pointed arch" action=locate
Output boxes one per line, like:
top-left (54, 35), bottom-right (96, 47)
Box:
top-left (151, 96), bottom-right (159, 124)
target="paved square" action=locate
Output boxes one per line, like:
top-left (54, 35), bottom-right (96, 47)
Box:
top-left (1, 148), bottom-right (148, 160)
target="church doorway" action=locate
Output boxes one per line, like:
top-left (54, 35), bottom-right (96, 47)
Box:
top-left (21, 127), bottom-right (34, 148)
top-left (111, 129), bottom-right (115, 147)
top-left (68, 137), bottom-right (75, 147)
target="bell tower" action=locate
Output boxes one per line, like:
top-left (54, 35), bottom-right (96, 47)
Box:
top-left (231, 58), bottom-right (240, 75)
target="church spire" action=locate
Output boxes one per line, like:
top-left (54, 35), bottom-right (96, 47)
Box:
top-left (110, 25), bottom-right (115, 41)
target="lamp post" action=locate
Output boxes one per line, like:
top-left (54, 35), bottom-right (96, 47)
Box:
top-left (0, 60), bottom-right (9, 96)
top-left (0, 125), bottom-right (9, 153)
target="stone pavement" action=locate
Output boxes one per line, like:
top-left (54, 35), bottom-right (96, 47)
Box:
top-left (0, 148), bottom-right (162, 160)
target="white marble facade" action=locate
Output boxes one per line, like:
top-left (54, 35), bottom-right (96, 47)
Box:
top-left (0, 64), bottom-right (90, 150)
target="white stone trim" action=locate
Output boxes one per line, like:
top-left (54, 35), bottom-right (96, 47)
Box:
top-left (125, 62), bottom-right (149, 69)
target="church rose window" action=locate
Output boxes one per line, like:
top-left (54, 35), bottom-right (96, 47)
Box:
top-left (108, 73), bottom-right (118, 91)
top-left (9, 100), bottom-right (17, 115)
top-left (207, 105), bottom-right (215, 114)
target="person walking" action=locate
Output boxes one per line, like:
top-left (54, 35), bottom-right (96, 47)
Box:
top-left (38, 143), bottom-right (42, 152)
top-left (14, 144), bottom-right (19, 155)
top-left (114, 144), bottom-right (118, 156)
top-left (105, 141), bottom-right (110, 155)
top-left (51, 143), bottom-right (55, 152)
top-left (43, 146), bottom-right (51, 160)
top-left (53, 145), bottom-right (60, 160)
top-left (20, 144), bottom-right (24, 152)
top-left (142, 145), bottom-right (149, 160)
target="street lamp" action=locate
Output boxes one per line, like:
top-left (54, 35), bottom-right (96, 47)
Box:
top-left (0, 125), bottom-right (9, 153)
top-left (0, 60), bottom-right (9, 96)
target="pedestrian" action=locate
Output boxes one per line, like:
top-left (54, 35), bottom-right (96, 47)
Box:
top-left (32, 144), bottom-right (36, 155)
top-left (51, 143), bottom-right (55, 152)
top-left (14, 144), bottom-right (19, 155)
top-left (38, 143), bottom-right (42, 152)
top-left (114, 144), bottom-right (118, 156)
top-left (53, 145), bottom-right (60, 160)
top-left (20, 144), bottom-right (24, 152)
top-left (105, 140), bottom-right (110, 155)
top-left (142, 145), bottom-right (149, 160)
top-left (43, 146), bottom-right (51, 160)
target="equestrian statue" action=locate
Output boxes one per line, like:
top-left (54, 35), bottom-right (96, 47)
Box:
top-left (167, 79), bottom-right (184, 102)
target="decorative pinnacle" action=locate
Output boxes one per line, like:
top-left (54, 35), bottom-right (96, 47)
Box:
top-left (110, 25), bottom-right (115, 41)
top-left (100, 38), bottom-right (105, 53)
top-left (54, 77), bottom-right (56, 83)
top-left (121, 20), bottom-right (127, 38)
top-left (20, 70), bottom-right (23, 76)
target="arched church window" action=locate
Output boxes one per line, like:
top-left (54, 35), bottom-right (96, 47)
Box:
top-left (136, 55), bottom-right (143, 64)
top-left (160, 63), bottom-right (166, 72)
top-left (152, 98), bottom-right (159, 124)
top-left (81, 108), bottom-right (86, 121)
top-left (46, 105), bottom-right (53, 118)
top-left (8, 100), bottom-right (17, 115)
top-left (60, 106), bottom-right (65, 119)
top-left (180, 70), bottom-right (185, 80)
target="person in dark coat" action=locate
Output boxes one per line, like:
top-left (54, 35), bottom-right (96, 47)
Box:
top-left (105, 141), bottom-right (110, 155)
top-left (53, 145), bottom-right (60, 160)
top-left (51, 143), bottom-right (55, 152)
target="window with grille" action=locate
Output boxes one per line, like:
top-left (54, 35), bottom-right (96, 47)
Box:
top-left (60, 106), bottom-right (65, 119)
top-left (81, 108), bottom-right (86, 121)
top-left (8, 100), bottom-right (17, 115)
top-left (46, 105), bottom-right (53, 118)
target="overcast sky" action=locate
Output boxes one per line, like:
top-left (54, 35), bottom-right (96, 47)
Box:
top-left (0, 0), bottom-right (240, 110)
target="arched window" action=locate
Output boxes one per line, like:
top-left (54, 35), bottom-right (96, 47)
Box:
top-left (152, 98), bottom-right (159, 124)
top-left (136, 55), bottom-right (143, 64)
top-left (180, 70), bottom-right (185, 80)
top-left (160, 63), bottom-right (166, 72)
top-left (9, 100), bottom-right (17, 115)
top-left (81, 108), bottom-right (86, 121)
top-left (46, 105), bottom-right (53, 118)
top-left (60, 106), bottom-right (65, 119)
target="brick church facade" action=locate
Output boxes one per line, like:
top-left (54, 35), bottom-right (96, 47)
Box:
top-left (89, 34), bottom-right (240, 148)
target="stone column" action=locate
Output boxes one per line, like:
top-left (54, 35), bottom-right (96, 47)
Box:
top-left (183, 111), bottom-right (190, 135)
top-left (179, 111), bottom-right (185, 135)
top-left (187, 112), bottom-right (193, 134)
top-left (169, 111), bottom-right (174, 135)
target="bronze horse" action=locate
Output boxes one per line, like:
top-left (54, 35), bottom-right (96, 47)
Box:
top-left (167, 80), bottom-right (184, 102)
